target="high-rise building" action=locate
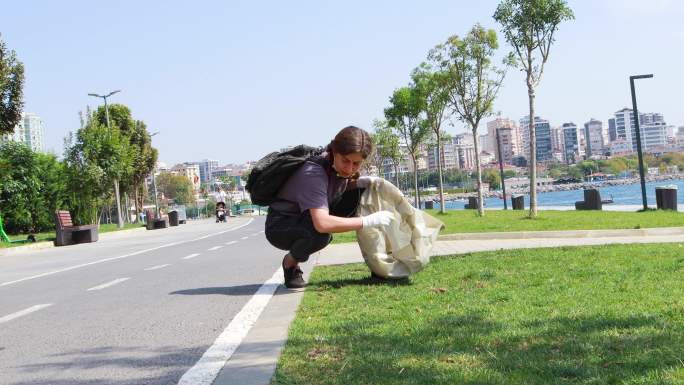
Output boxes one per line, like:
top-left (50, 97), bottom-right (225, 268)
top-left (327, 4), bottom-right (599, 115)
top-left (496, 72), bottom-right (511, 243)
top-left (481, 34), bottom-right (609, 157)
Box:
top-left (639, 112), bottom-right (664, 125)
top-left (677, 127), bottom-right (684, 149)
top-left (583, 119), bottom-right (604, 157)
top-left (613, 108), bottom-right (669, 153)
top-left (490, 127), bottom-right (516, 165)
top-left (1, 112), bottom-right (46, 152)
top-left (427, 140), bottom-right (458, 171)
top-left (562, 123), bottom-right (581, 164)
top-left (478, 134), bottom-right (490, 155)
top-left (608, 118), bottom-right (617, 142)
top-left (452, 133), bottom-right (476, 170)
top-left (614, 108), bottom-right (635, 153)
top-left (486, 117), bottom-right (520, 156)
top-left (520, 115), bottom-right (553, 162)
top-left (198, 159), bottom-right (219, 184)
top-left (550, 126), bottom-right (564, 153)
top-left (640, 121), bottom-right (668, 152)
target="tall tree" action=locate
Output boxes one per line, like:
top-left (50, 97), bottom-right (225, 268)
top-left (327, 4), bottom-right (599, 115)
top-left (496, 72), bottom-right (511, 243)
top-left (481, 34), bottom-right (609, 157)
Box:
top-left (0, 34), bottom-right (25, 135)
top-left (0, 142), bottom-right (64, 233)
top-left (494, 0), bottom-right (574, 217)
top-left (155, 173), bottom-right (195, 205)
top-left (431, 24), bottom-right (507, 216)
top-left (372, 119), bottom-right (403, 187)
top-left (63, 110), bottom-right (132, 224)
top-left (411, 64), bottom-right (451, 213)
top-left (129, 120), bottom-right (158, 219)
top-left (384, 86), bottom-right (430, 208)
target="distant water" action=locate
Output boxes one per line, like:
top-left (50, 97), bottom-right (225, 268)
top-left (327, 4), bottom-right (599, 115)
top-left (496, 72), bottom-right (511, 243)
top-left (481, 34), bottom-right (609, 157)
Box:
top-left (428, 178), bottom-right (684, 211)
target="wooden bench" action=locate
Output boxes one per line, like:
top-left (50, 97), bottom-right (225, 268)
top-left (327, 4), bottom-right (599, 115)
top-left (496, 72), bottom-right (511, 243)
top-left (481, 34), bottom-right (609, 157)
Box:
top-left (54, 210), bottom-right (99, 246)
top-left (145, 209), bottom-right (169, 230)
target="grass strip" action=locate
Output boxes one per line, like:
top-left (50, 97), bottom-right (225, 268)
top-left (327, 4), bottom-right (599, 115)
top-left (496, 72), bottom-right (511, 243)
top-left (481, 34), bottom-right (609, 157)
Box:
top-left (275, 243), bottom-right (684, 384)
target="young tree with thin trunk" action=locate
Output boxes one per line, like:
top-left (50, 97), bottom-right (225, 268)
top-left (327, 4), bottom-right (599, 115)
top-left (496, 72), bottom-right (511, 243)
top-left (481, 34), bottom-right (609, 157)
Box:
top-left (384, 86), bottom-right (430, 208)
top-left (494, 0), bottom-right (574, 217)
top-left (430, 24), bottom-right (507, 216)
top-left (372, 119), bottom-right (403, 188)
top-left (411, 64), bottom-right (451, 214)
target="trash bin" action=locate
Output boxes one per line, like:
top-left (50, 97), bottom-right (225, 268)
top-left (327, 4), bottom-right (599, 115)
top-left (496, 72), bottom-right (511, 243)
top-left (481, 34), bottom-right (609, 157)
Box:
top-left (172, 205), bottom-right (187, 224)
top-left (464, 197), bottom-right (478, 209)
top-left (656, 185), bottom-right (678, 211)
top-left (424, 201), bottom-right (434, 210)
top-left (168, 210), bottom-right (179, 226)
top-left (511, 195), bottom-right (524, 210)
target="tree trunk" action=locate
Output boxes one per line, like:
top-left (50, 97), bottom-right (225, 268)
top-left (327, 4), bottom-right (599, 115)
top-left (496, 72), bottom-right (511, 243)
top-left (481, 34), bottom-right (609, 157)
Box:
top-left (528, 86), bottom-right (538, 218)
top-left (394, 163), bottom-right (400, 188)
top-left (411, 154), bottom-right (420, 208)
top-left (437, 134), bottom-right (445, 214)
top-left (473, 127), bottom-right (485, 217)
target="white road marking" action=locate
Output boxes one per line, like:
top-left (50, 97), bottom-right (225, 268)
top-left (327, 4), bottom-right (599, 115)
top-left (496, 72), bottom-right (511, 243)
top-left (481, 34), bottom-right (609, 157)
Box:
top-left (240, 236), bottom-right (248, 240)
top-left (182, 253), bottom-right (200, 260)
top-left (0, 304), bottom-right (53, 324)
top-left (208, 246), bottom-right (223, 251)
top-left (251, 232), bottom-right (260, 236)
top-left (86, 278), bottom-right (131, 291)
top-left (144, 264), bottom-right (171, 271)
top-left (224, 241), bottom-right (237, 246)
top-left (177, 268), bottom-right (284, 385)
top-left (1, 219), bottom-right (254, 287)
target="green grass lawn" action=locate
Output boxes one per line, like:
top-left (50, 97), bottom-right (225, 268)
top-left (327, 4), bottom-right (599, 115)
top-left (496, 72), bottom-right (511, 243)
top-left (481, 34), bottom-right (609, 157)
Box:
top-left (274, 243), bottom-right (684, 384)
top-left (331, 209), bottom-right (684, 244)
top-left (0, 222), bottom-right (144, 248)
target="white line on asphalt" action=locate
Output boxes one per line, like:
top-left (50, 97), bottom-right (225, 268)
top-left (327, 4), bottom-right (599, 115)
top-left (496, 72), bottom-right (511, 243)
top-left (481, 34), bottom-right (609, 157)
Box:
top-left (240, 236), bottom-right (248, 240)
top-left (177, 268), bottom-right (284, 385)
top-left (224, 241), bottom-right (237, 246)
top-left (0, 219), bottom-right (255, 287)
top-left (0, 304), bottom-right (53, 324)
top-left (144, 264), bottom-right (171, 271)
top-left (208, 246), bottom-right (223, 251)
top-left (182, 253), bottom-right (200, 260)
top-left (87, 278), bottom-right (131, 291)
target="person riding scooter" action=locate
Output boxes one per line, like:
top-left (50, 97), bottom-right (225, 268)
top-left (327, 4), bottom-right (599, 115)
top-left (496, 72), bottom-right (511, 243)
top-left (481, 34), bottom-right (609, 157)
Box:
top-left (216, 201), bottom-right (227, 222)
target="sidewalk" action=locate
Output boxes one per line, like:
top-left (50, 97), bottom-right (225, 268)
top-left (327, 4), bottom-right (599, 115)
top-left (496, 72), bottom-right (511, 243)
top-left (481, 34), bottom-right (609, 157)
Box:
top-left (0, 226), bottom-right (147, 257)
top-left (214, 227), bottom-right (684, 385)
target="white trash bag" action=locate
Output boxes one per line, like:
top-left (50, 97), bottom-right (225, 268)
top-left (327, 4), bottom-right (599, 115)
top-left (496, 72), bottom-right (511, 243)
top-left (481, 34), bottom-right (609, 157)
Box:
top-left (355, 178), bottom-right (444, 278)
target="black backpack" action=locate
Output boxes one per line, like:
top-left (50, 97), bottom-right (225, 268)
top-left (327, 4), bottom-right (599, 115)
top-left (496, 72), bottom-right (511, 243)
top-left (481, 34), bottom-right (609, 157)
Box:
top-left (246, 145), bottom-right (325, 206)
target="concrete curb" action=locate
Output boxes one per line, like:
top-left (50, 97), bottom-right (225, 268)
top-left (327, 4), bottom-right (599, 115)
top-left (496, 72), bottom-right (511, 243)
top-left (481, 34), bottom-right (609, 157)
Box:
top-left (0, 226), bottom-right (147, 257)
top-left (438, 227), bottom-right (684, 241)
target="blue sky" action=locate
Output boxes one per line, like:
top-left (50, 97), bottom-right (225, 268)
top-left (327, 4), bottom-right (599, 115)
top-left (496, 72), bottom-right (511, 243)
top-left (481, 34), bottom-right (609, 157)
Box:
top-left (2, 0), bottom-right (683, 165)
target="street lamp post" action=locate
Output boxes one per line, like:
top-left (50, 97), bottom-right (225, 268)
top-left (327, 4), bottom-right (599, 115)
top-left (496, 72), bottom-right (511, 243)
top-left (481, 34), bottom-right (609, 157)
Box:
top-left (629, 74), bottom-right (653, 211)
top-left (88, 90), bottom-right (123, 228)
top-left (495, 128), bottom-right (508, 210)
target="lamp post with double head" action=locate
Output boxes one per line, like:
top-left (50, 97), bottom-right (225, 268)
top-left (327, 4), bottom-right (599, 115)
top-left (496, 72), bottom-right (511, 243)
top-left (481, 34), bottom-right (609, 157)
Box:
top-left (88, 90), bottom-right (123, 228)
top-left (629, 74), bottom-right (653, 211)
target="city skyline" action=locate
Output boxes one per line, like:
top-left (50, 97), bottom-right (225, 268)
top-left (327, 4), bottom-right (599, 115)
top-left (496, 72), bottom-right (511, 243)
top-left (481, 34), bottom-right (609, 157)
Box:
top-left (2, 0), bottom-right (683, 165)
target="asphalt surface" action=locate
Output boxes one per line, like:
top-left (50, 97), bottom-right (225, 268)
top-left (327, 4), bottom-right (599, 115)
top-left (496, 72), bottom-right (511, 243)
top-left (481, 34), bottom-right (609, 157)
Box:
top-left (0, 216), bottom-right (281, 385)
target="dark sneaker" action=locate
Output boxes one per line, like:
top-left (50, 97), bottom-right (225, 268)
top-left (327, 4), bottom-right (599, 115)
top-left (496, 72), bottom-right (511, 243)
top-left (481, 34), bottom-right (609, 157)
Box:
top-left (283, 265), bottom-right (306, 288)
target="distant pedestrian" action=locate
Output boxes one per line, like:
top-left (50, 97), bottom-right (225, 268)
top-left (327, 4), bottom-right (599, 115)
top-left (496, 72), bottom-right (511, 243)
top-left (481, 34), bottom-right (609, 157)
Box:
top-left (265, 126), bottom-right (393, 288)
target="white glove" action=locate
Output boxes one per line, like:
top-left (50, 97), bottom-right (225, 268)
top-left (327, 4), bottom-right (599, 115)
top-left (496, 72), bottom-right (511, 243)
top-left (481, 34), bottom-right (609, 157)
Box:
top-left (361, 210), bottom-right (394, 228)
top-left (356, 176), bottom-right (381, 189)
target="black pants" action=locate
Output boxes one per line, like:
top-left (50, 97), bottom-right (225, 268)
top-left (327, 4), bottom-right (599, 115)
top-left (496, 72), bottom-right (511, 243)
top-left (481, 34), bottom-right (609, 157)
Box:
top-left (265, 188), bottom-right (364, 263)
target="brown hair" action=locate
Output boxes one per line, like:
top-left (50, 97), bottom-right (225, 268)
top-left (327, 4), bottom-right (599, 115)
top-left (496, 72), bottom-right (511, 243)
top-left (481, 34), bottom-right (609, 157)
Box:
top-left (326, 125), bottom-right (374, 159)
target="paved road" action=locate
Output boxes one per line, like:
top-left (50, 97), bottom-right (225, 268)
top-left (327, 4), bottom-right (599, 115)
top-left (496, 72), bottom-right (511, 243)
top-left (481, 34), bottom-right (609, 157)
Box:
top-left (0, 217), bottom-right (280, 385)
